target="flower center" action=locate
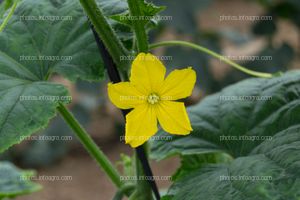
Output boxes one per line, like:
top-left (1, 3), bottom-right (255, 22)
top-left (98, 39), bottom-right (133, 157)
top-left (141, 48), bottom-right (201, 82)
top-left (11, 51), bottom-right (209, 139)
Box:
top-left (147, 93), bottom-right (160, 105)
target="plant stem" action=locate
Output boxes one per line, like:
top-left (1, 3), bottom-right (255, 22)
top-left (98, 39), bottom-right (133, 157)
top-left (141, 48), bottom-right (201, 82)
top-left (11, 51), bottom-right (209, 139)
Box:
top-left (113, 184), bottom-right (136, 200)
top-left (135, 147), bottom-right (154, 200)
top-left (149, 40), bottom-right (277, 78)
top-left (78, 0), bottom-right (129, 70)
top-left (57, 103), bottom-right (123, 188)
top-left (91, 21), bottom-right (159, 199)
top-left (127, 0), bottom-right (148, 52)
top-left (0, 0), bottom-right (19, 32)
top-left (127, 0), bottom-right (160, 199)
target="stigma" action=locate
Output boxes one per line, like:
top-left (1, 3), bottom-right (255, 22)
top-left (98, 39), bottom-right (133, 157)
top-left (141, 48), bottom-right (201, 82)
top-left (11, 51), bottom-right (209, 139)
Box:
top-left (147, 93), bottom-right (160, 104)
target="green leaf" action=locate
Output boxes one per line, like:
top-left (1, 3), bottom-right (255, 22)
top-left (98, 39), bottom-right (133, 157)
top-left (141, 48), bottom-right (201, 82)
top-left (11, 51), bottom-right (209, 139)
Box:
top-left (0, 0), bottom-right (133, 152)
top-left (0, 0), bottom-right (105, 82)
top-left (0, 161), bottom-right (41, 198)
top-left (110, 1), bottom-right (165, 27)
top-left (151, 71), bottom-right (300, 160)
top-left (164, 125), bottom-right (300, 200)
top-left (151, 71), bottom-right (300, 199)
top-left (0, 75), bottom-right (70, 152)
top-left (172, 153), bottom-right (232, 181)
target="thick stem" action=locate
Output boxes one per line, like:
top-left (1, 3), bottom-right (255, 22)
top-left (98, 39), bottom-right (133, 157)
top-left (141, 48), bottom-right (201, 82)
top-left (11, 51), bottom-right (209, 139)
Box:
top-left (149, 40), bottom-right (279, 78)
top-left (127, 0), bottom-right (149, 52)
top-left (78, 0), bottom-right (129, 70)
top-left (57, 103), bottom-right (123, 188)
top-left (0, 0), bottom-right (19, 32)
top-left (135, 146), bottom-right (154, 200)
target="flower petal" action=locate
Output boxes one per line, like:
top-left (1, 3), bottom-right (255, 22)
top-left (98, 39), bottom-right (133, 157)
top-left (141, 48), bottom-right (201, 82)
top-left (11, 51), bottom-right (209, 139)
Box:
top-left (160, 67), bottom-right (196, 101)
top-left (156, 101), bottom-right (192, 135)
top-left (107, 82), bottom-right (145, 109)
top-left (125, 104), bottom-right (158, 147)
top-left (130, 53), bottom-right (166, 94)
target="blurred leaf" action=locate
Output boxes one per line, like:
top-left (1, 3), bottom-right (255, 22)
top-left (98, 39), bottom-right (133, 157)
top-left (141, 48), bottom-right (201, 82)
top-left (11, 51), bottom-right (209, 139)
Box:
top-left (244, 43), bottom-right (293, 73)
top-left (151, 0), bottom-right (211, 33)
top-left (0, 162), bottom-right (41, 198)
top-left (252, 14), bottom-right (277, 36)
top-left (271, 1), bottom-right (300, 27)
top-left (214, 43), bottom-right (294, 92)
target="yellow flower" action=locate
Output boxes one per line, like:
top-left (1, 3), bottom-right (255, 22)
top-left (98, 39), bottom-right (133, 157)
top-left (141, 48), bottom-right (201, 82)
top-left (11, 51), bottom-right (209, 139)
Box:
top-left (108, 53), bottom-right (196, 147)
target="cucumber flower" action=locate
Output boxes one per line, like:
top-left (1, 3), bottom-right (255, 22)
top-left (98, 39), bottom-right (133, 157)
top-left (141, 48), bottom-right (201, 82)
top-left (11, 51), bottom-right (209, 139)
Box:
top-left (108, 53), bottom-right (196, 147)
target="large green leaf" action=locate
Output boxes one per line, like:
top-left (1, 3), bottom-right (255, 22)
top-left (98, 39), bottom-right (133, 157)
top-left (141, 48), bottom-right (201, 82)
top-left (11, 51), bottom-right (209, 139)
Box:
top-left (164, 125), bottom-right (300, 200)
top-left (151, 71), bottom-right (300, 160)
top-left (0, 0), bottom-right (104, 81)
top-left (0, 74), bottom-right (69, 152)
top-left (0, 0), bottom-right (131, 152)
top-left (0, 161), bottom-right (41, 198)
top-left (150, 71), bottom-right (300, 199)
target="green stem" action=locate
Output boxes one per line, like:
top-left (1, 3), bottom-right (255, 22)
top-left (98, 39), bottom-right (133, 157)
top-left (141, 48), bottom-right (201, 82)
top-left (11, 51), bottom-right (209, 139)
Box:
top-left (149, 40), bottom-right (276, 78)
top-left (128, 190), bottom-right (139, 200)
top-left (57, 103), bottom-right (123, 188)
top-left (78, 0), bottom-right (129, 70)
top-left (134, 151), bottom-right (153, 200)
top-left (0, 0), bottom-right (19, 32)
top-left (113, 184), bottom-right (136, 200)
top-left (127, 0), bottom-right (149, 52)
top-left (127, 0), bottom-right (155, 198)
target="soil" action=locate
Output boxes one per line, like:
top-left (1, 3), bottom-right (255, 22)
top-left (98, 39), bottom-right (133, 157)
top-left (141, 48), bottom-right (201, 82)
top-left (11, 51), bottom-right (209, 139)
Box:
top-left (16, 143), bottom-right (179, 200)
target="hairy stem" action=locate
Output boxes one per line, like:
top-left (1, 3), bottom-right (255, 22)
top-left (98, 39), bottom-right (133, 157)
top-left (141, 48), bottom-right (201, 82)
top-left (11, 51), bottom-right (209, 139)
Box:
top-left (135, 146), bottom-right (154, 200)
top-left (57, 103), bottom-right (123, 188)
top-left (149, 40), bottom-right (279, 78)
top-left (127, 0), bottom-right (160, 199)
top-left (127, 0), bottom-right (148, 52)
top-left (78, 0), bottom-right (129, 70)
top-left (0, 0), bottom-right (19, 32)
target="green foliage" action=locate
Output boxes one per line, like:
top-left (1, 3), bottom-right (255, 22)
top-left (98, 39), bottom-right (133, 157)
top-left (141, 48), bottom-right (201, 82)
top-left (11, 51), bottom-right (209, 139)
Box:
top-left (0, 0), bottom-right (14, 17)
top-left (151, 71), bottom-right (300, 199)
top-left (163, 127), bottom-right (300, 200)
top-left (0, 161), bottom-right (41, 198)
top-left (0, 0), bottom-right (104, 81)
top-left (0, 0), bottom-right (134, 153)
top-left (110, 1), bottom-right (165, 27)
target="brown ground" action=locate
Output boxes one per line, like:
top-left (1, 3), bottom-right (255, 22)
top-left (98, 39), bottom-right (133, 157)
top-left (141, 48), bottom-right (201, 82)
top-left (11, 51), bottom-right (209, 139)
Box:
top-left (16, 143), bottom-right (179, 200)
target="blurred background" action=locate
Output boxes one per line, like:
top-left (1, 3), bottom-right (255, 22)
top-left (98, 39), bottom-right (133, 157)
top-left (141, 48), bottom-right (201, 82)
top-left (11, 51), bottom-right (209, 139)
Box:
top-left (1, 0), bottom-right (299, 199)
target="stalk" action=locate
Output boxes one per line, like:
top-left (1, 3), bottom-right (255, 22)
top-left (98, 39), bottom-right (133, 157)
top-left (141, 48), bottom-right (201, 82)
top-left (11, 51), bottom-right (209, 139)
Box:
top-left (78, 0), bottom-right (130, 70)
top-left (127, 0), bottom-right (148, 52)
top-left (0, 0), bottom-right (19, 32)
top-left (149, 40), bottom-right (279, 78)
top-left (57, 103), bottom-right (123, 188)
